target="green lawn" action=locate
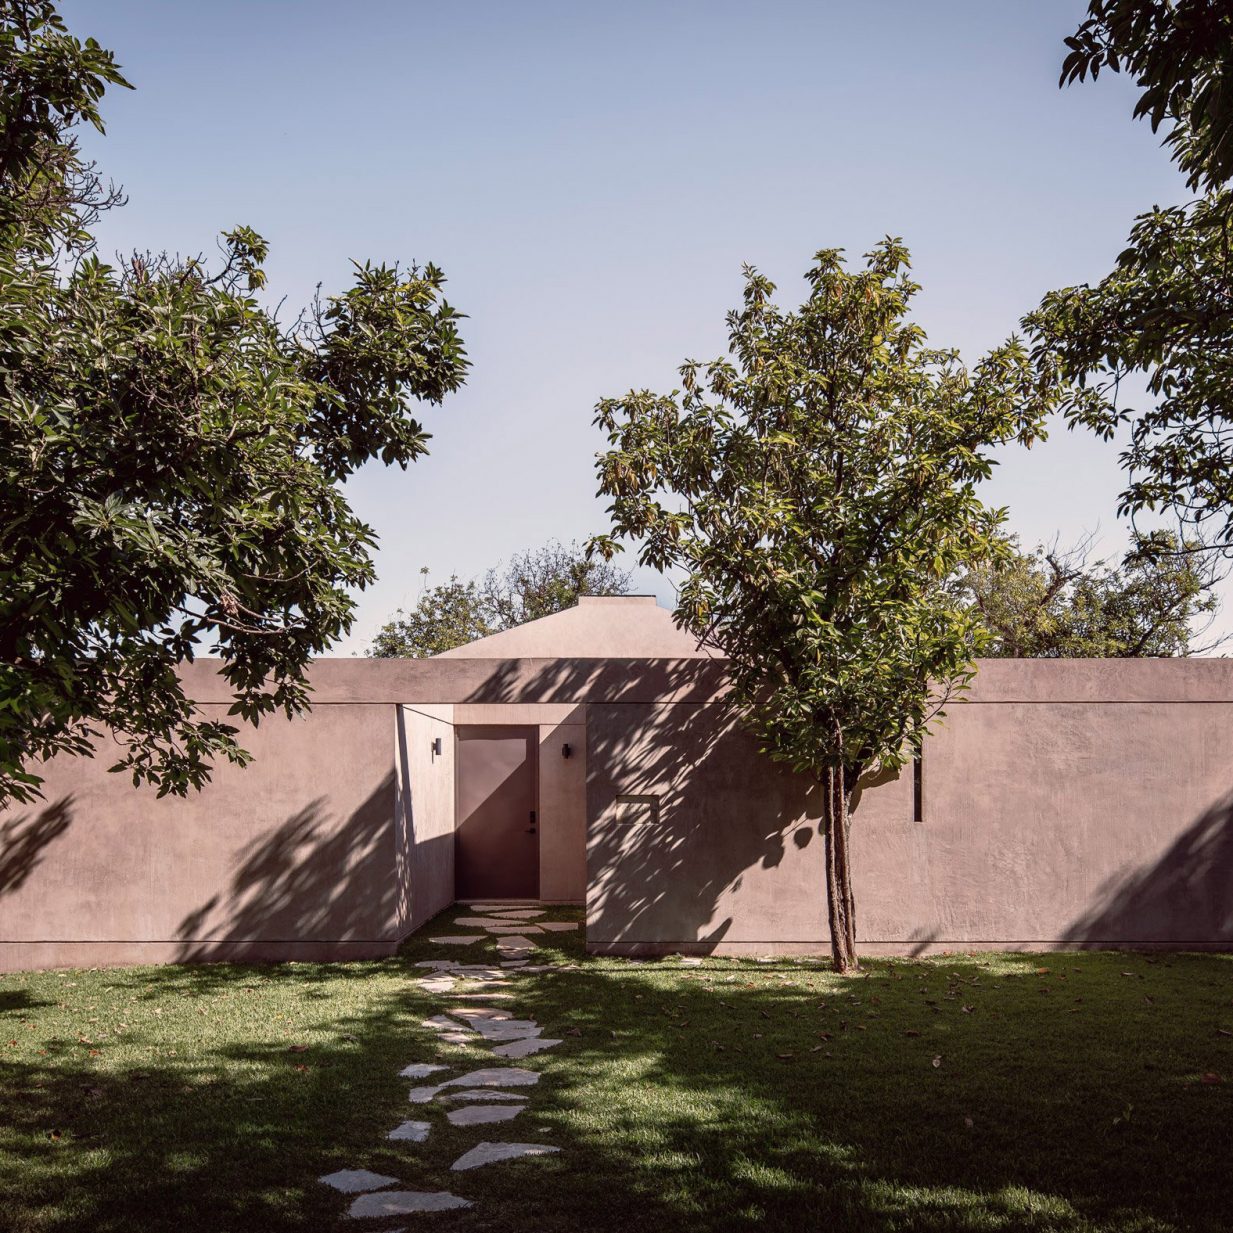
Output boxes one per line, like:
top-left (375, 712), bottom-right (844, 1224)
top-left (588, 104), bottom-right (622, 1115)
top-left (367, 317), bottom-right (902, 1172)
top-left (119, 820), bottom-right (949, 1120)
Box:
top-left (1, 907), bottom-right (1230, 1232)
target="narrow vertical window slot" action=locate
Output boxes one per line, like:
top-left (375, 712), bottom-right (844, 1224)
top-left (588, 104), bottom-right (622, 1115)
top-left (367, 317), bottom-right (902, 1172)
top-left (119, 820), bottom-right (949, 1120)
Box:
top-left (913, 753), bottom-right (923, 823)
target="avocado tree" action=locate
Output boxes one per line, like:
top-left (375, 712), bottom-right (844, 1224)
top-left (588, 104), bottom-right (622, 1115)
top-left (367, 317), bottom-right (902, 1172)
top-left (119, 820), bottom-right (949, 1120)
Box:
top-left (0, 2), bottom-right (468, 804)
top-left (591, 241), bottom-right (1061, 972)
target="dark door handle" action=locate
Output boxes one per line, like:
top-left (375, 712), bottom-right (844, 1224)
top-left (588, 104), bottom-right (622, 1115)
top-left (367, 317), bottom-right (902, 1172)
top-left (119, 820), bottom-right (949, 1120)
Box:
top-left (526, 809), bottom-right (537, 834)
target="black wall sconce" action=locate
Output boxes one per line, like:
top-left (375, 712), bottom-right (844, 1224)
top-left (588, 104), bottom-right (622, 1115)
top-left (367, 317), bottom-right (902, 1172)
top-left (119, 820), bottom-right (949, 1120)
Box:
top-left (431, 737), bottom-right (442, 756)
top-left (561, 743), bottom-right (572, 759)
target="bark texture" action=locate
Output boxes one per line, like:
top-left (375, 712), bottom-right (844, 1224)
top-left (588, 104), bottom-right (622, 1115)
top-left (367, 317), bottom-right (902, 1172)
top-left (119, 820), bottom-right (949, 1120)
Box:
top-left (822, 764), bottom-right (859, 973)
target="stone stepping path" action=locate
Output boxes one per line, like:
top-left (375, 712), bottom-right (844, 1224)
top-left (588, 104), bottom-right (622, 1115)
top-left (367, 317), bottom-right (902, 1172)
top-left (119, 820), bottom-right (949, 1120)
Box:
top-left (348, 1190), bottom-right (471, 1217)
top-left (398, 1063), bottom-right (447, 1079)
top-left (447, 1103), bottom-right (524, 1126)
top-left (452, 1142), bottom-right (561, 1172)
top-left (493, 1036), bottom-right (562, 1059)
top-left (319, 908), bottom-right (575, 1221)
top-left (319, 1168), bottom-right (398, 1194)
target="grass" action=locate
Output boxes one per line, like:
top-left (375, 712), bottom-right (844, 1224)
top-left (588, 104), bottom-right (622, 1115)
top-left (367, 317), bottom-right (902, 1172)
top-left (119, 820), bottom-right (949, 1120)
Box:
top-left (0, 907), bottom-right (1231, 1232)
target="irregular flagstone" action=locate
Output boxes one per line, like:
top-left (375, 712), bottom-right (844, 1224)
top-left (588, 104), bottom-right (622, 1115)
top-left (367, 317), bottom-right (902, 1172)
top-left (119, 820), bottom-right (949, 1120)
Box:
top-left (319, 1168), bottom-right (398, 1193)
top-left (466, 1019), bottom-right (542, 1041)
top-left (495, 935), bottom-right (537, 952)
top-left (454, 916), bottom-right (517, 927)
top-left (398, 1063), bottom-right (448, 1079)
top-left (422, 1015), bottom-right (471, 1033)
top-left (492, 1036), bottom-right (562, 1059)
top-left (537, 922), bottom-right (580, 932)
top-left (429, 935), bottom-right (483, 945)
top-left (447, 1102), bottom-right (525, 1125)
top-left (450, 1006), bottom-right (512, 1020)
top-left (451, 1142), bottom-right (561, 1171)
top-left (387, 1119), bottom-right (431, 1142)
top-left (490, 909), bottom-right (546, 919)
top-left (484, 923), bottom-right (544, 934)
top-left (500, 959), bottom-right (530, 968)
top-left (445, 990), bottom-right (515, 1000)
top-left (348, 1189), bottom-right (471, 1217)
top-left (464, 904), bottom-right (527, 912)
top-left (439, 1031), bottom-right (474, 1045)
top-left (408, 1084), bottom-right (446, 1103)
top-left (443, 1066), bottom-right (540, 1089)
top-left (415, 959), bottom-right (463, 970)
top-left (418, 979), bottom-right (457, 994)
top-left (442, 1088), bottom-right (529, 1102)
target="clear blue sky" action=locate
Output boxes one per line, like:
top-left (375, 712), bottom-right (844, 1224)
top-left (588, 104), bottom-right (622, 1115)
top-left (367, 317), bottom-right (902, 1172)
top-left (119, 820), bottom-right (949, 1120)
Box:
top-left (63, 1), bottom-right (1201, 652)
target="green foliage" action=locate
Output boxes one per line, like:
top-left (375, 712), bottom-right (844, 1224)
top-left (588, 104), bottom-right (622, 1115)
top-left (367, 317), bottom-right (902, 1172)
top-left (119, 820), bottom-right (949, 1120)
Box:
top-left (0, 1), bottom-right (468, 804)
top-left (1062, 0), bottom-right (1233, 192)
top-left (1041, 5), bottom-right (1233, 550)
top-left (593, 240), bottom-right (1059, 785)
top-left (370, 572), bottom-right (494, 659)
top-left (369, 541), bottom-right (632, 657)
top-left (955, 531), bottom-right (1220, 658)
top-left (1026, 192), bottom-right (1233, 551)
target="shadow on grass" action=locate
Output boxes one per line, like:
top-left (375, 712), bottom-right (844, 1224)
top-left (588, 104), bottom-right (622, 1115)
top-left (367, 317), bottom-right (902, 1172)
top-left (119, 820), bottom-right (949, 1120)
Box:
top-left (1, 914), bottom-right (1230, 1232)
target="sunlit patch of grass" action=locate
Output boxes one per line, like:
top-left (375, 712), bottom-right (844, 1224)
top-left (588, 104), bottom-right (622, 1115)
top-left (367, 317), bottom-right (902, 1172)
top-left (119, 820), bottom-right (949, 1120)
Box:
top-left (0, 909), bottom-right (1229, 1231)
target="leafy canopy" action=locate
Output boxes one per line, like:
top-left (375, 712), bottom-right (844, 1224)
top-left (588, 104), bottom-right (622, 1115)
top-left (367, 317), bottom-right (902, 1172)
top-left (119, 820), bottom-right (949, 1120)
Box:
top-left (955, 530), bottom-right (1220, 659)
top-left (1063, 0), bottom-right (1233, 192)
top-left (592, 240), bottom-right (1060, 783)
top-left (370, 541), bottom-right (632, 658)
top-left (0, 1), bottom-right (468, 804)
top-left (1035, 4), bottom-right (1233, 552)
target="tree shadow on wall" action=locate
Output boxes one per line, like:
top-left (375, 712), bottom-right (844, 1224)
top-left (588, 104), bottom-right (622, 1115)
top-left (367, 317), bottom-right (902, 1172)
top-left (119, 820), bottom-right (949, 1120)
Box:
top-left (175, 773), bottom-right (421, 962)
top-left (458, 655), bottom-right (826, 951)
top-left (1065, 788), bottom-right (1233, 946)
top-left (0, 796), bottom-right (73, 896)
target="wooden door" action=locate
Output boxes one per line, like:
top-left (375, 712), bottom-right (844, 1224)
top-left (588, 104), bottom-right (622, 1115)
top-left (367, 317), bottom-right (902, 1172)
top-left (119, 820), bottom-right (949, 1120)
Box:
top-left (454, 726), bottom-right (539, 900)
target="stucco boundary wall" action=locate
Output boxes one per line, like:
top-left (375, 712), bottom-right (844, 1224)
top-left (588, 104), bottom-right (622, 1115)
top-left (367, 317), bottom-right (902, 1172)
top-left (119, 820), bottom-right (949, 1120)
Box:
top-left (3, 657), bottom-right (1233, 971)
top-left (0, 658), bottom-right (728, 973)
top-left (584, 659), bottom-right (1233, 959)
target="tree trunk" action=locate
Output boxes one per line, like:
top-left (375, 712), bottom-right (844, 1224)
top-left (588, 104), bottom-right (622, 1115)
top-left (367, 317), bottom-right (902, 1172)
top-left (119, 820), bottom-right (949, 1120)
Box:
top-left (822, 765), bottom-right (859, 974)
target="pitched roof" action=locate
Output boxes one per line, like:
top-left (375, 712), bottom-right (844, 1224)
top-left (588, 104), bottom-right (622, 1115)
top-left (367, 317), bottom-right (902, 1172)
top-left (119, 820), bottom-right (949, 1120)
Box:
top-left (436, 596), bottom-right (717, 659)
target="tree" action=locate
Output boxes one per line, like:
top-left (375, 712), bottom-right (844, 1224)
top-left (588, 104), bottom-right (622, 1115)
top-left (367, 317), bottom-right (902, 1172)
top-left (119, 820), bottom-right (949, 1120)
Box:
top-left (370, 572), bottom-right (494, 659)
top-left (369, 540), bottom-right (632, 657)
top-left (0, 1), bottom-right (468, 805)
top-left (1062, 0), bottom-right (1233, 193)
top-left (955, 531), bottom-right (1221, 658)
top-left (591, 241), bottom-right (1060, 973)
top-left (1032, 4), bottom-right (1233, 551)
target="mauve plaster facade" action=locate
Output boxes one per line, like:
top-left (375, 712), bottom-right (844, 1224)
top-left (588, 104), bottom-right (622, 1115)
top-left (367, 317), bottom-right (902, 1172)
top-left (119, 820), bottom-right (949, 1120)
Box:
top-left (0, 600), bottom-right (1231, 969)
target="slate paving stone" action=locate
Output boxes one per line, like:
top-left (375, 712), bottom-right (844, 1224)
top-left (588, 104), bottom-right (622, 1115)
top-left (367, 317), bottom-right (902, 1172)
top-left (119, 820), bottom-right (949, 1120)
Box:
top-left (407, 1085), bottom-right (446, 1103)
top-left (489, 909), bottom-right (546, 919)
top-left (500, 960), bottom-right (530, 968)
top-left (454, 916), bottom-right (516, 927)
top-left (447, 1102), bottom-right (524, 1126)
top-left (467, 1020), bottom-right (542, 1041)
top-left (414, 960), bottom-right (462, 970)
top-left (422, 1015), bottom-right (471, 1033)
top-left (450, 1006), bottom-right (512, 1020)
top-left (443, 1066), bottom-right (541, 1088)
top-left (484, 924), bottom-right (544, 934)
top-left (398, 1063), bottom-right (448, 1079)
top-left (451, 1142), bottom-right (561, 1171)
top-left (348, 1190), bottom-right (471, 1217)
top-left (441, 1089), bottom-right (529, 1102)
top-left (387, 1119), bottom-right (432, 1142)
top-left (537, 922), bottom-right (580, 932)
top-left (429, 935), bottom-right (483, 945)
top-left (319, 1168), bottom-right (399, 1194)
top-left (492, 1036), bottom-right (562, 1059)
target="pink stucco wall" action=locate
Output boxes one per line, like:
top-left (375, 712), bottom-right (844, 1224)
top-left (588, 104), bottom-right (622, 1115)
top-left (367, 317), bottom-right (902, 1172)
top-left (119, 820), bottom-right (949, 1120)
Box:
top-left (586, 660), bottom-right (1233, 956)
top-left (1, 654), bottom-right (1231, 969)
